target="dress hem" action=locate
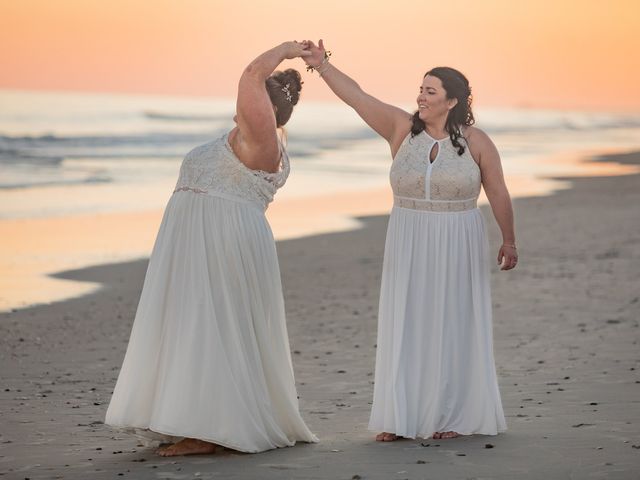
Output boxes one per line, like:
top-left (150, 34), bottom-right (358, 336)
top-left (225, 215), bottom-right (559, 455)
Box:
top-left (366, 424), bottom-right (507, 439)
top-left (107, 422), bottom-right (318, 454)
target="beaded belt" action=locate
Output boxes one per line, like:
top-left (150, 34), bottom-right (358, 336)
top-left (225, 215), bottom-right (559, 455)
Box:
top-left (393, 195), bottom-right (477, 212)
top-left (174, 187), bottom-right (266, 212)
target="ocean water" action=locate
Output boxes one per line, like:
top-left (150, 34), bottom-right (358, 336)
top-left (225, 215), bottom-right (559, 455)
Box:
top-left (2, 89), bottom-right (640, 220)
top-left (2, 89), bottom-right (640, 311)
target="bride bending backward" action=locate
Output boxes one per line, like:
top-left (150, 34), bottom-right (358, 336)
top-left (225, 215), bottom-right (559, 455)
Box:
top-left (105, 41), bottom-right (318, 456)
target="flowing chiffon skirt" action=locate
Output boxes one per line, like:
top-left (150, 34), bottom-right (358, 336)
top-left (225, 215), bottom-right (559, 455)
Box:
top-left (368, 206), bottom-right (506, 438)
top-left (105, 191), bottom-right (318, 453)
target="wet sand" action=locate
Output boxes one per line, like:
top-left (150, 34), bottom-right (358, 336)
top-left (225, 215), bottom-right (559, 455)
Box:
top-left (0, 187), bottom-right (395, 313)
top-left (3, 145), bottom-right (639, 314)
top-left (1, 150), bottom-right (639, 479)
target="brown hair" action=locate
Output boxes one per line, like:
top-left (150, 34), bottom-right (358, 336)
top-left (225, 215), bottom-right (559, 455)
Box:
top-left (265, 69), bottom-right (303, 127)
top-left (411, 67), bottom-right (475, 155)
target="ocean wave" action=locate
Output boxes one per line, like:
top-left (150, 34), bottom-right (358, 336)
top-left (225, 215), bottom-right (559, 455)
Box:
top-left (0, 127), bottom-right (379, 163)
top-left (0, 130), bottom-right (221, 164)
top-left (0, 150), bottom-right (64, 165)
top-left (0, 130), bottom-right (217, 146)
top-left (0, 174), bottom-right (112, 190)
top-left (478, 110), bottom-right (640, 134)
top-left (1, 109), bottom-right (639, 166)
top-left (144, 111), bottom-right (232, 122)
top-left (3, 111), bottom-right (638, 146)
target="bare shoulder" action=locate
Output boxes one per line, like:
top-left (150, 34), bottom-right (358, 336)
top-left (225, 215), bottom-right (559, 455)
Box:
top-left (390, 116), bottom-right (414, 157)
top-left (463, 125), bottom-right (499, 165)
top-left (396, 114), bottom-right (414, 137)
top-left (463, 125), bottom-right (493, 147)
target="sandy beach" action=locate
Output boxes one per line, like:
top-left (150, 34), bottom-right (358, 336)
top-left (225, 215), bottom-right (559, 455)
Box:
top-left (1, 150), bottom-right (639, 479)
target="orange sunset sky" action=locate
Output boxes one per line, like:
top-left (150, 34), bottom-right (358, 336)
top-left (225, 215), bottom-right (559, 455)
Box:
top-left (1, 0), bottom-right (639, 110)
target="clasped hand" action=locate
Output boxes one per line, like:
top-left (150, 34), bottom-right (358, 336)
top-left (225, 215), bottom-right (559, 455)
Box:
top-left (282, 40), bottom-right (327, 68)
top-left (281, 40), bottom-right (312, 60)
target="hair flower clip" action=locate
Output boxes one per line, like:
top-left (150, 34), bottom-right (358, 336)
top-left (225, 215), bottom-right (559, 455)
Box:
top-left (281, 83), bottom-right (293, 103)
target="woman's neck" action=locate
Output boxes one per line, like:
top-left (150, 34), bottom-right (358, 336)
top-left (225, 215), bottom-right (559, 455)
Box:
top-left (424, 122), bottom-right (448, 139)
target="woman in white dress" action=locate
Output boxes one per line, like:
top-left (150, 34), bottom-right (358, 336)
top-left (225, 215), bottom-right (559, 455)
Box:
top-left (302, 40), bottom-right (517, 441)
top-left (105, 41), bottom-right (318, 456)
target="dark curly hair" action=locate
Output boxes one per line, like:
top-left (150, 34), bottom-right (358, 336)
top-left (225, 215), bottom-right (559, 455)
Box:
top-left (411, 67), bottom-right (474, 155)
top-left (265, 69), bottom-right (303, 127)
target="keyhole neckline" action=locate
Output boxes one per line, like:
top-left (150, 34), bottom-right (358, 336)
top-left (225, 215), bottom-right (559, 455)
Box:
top-left (423, 130), bottom-right (449, 142)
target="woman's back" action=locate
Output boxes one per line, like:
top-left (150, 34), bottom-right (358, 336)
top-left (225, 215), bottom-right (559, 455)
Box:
top-left (173, 133), bottom-right (290, 211)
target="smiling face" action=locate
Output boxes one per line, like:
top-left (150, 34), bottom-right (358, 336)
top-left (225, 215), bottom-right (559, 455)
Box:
top-left (416, 74), bottom-right (458, 123)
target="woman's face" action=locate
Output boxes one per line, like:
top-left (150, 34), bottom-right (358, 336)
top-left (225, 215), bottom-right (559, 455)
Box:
top-left (416, 75), bottom-right (457, 123)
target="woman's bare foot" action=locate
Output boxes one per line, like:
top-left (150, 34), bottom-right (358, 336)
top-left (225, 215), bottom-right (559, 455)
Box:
top-left (432, 431), bottom-right (460, 439)
top-left (156, 438), bottom-right (219, 456)
top-left (375, 432), bottom-right (401, 442)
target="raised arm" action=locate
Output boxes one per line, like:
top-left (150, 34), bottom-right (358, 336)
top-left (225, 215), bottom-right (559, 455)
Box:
top-left (235, 42), bottom-right (310, 172)
top-left (466, 127), bottom-right (518, 271)
top-left (303, 40), bottom-right (412, 154)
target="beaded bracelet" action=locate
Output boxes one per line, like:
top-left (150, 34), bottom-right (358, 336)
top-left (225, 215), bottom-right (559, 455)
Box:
top-left (306, 50), bottom-right (332, 75)
top-left (317, 62), bottom-right (332, 77)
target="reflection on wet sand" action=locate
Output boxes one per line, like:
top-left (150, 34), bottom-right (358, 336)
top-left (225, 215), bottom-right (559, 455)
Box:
top-left (1, 149), bottom-right (638, 312)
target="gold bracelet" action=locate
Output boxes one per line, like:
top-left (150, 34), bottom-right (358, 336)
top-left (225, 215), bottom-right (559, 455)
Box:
top-left (502, 244), bottom-right (517, 249)
top-left (306, 50), bottom-right (332, 75)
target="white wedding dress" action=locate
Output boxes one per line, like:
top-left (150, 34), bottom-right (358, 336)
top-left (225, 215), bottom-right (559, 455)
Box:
top-left (105, 132), bottom-right (318, 453)
top-left (368, 130), bottom-right (507, 438)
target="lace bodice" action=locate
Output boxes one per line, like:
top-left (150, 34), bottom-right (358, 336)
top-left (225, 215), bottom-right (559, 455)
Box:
top-left (173, 133), bottom-right (290, 210)
top-left (390, 130), bottom-right (481, 212)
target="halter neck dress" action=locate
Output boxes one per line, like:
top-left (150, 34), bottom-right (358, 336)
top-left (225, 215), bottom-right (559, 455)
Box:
top-left (368, 130), bottom-right (507, 438)
top-left (105, 132), bottom-right (318, 453)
